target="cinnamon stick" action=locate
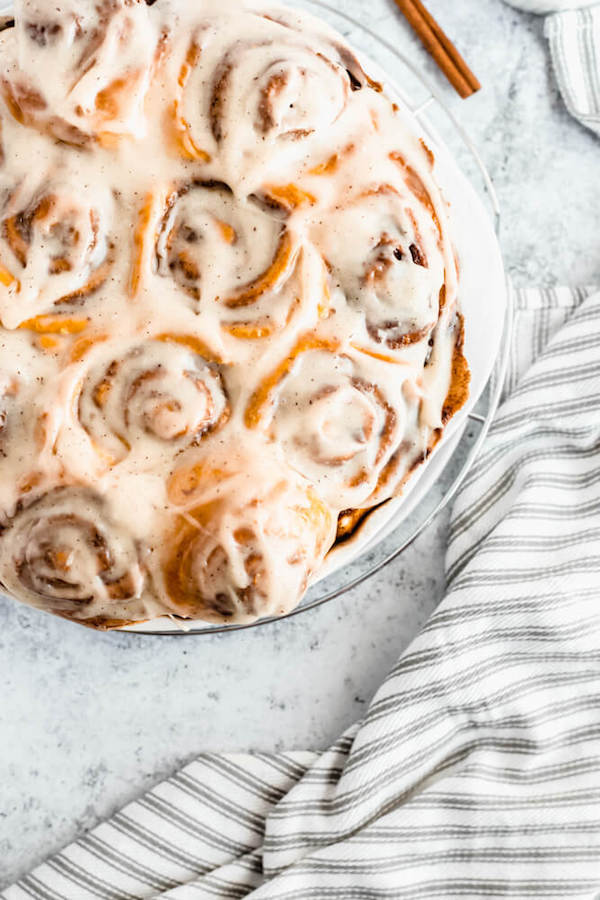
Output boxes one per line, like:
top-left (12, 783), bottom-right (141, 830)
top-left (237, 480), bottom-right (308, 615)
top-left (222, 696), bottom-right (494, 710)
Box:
top-left (393, 0), bottom-right (481, 99)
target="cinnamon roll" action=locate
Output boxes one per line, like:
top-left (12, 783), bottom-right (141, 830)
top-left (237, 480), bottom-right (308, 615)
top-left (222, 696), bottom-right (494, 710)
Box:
top-left (174, 8), bottom-right (376, 188)
top-left (0, 487), bottom-right (147, 626)
top-left (0, 0), bottom-right (164, 145)
top-left (0, 0), bottom-right (472, 629)
top-left (162, 449), bottom-right (335, 623)
top-left (0, 177), bottom-right (115, 329)
top-left (154, 180), bottom-right (320, 345)
top-left (75, 339), bottom-right (229, 467)
top-left (155, 181), bottom-right (296, 306)
top-left (312, 173), bottom-right (451, 357)
top-left (249, 344), bottom-right (401, 508)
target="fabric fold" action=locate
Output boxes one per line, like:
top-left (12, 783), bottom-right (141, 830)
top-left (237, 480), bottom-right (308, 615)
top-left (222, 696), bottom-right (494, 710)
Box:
top-left (545, 6), bottom-right (600, 135)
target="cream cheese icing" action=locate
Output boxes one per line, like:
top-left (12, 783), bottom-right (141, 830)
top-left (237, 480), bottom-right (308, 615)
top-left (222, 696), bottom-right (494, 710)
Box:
top-left (0, 0), bottom-right (469, 628)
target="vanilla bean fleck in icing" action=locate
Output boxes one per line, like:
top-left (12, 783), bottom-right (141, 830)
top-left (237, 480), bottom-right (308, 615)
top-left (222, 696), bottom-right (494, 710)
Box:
top-left (0, 0), bottom-right (469, 628)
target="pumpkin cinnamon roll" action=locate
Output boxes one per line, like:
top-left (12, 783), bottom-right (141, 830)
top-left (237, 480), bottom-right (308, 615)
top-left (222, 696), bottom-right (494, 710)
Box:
top-left (313, 178), bottom-right (451, 357)
top-left (0, 487), bottom-right (147, 627)
top-left (75, 339), bottom-right (229, 467)
top-left (246, 339), bottom-right (402, 508)
top-left (0, 177), bottom-right (115, 329)
top-left (162, 450), bottom-right (335, 623)
top-left (155, 181), bottom-right (309, 339)
top-left (0, 0), bottom-right (164, 145)
top-left (174, 9), bottom-right (377, 188)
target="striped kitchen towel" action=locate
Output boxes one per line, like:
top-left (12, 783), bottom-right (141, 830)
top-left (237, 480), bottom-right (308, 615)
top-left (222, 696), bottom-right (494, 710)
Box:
top-left (4, 285), bottom-right (600, 899)
top-left (545, 5), bottom-right (600, 135)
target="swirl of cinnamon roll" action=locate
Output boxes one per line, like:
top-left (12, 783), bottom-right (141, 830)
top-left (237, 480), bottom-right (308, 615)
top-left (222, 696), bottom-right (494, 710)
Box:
top-left (0, 177), bottom-right (115, 329)
top-left (314, 181), bottom-right (449, 355)
top-left (246, 336), bottom-right (400, 507)
top-left (175, 9), bottom-right (377, 187)
top-left (0, 0), bottom-right (164, 145)
top-left (155, 181), bottom-right (306, 337)
top-left (0, 486), bottom-right (146, 626)
top-left (75, 338), bottom-right (228, 466)
top-left (162, 449), bottom-right (335, 623)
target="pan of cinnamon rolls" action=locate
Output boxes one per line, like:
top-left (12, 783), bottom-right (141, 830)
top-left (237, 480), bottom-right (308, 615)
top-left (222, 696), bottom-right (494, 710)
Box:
top-left (0, 0), bottom-right (504, 630)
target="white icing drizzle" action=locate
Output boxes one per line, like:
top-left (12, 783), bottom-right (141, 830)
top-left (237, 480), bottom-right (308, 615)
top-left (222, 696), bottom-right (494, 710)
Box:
top-left (0, 0), bottom-right (468, 627)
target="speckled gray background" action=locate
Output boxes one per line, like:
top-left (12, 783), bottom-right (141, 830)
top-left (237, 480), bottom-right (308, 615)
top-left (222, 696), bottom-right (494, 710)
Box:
top-left (1, 0), bottom-right (599, 888)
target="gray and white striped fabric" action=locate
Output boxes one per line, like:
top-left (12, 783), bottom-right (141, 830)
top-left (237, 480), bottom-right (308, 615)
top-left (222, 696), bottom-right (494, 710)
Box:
top-left (545, 5), bottom-right (600, 135)
top-left (4, 284), bottom-right (600, 899)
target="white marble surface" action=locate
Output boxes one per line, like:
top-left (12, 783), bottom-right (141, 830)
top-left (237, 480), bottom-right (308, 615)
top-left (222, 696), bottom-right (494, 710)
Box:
top-left (1, 0), bottom-right (599, 888)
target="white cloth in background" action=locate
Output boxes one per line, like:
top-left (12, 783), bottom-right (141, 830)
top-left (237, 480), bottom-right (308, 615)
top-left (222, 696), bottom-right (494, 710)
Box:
top-left (504, 1), bottom-right (597, 13)
top-left (505, 1), bottom-right (600, 136)
top-left (545, 6), bottom-right (600, 134)
top-left (3, 285), bottom-right (600, 899)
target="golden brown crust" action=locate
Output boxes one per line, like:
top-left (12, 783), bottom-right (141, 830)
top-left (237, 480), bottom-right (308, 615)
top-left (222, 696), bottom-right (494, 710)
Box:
top-left (334, 313), bottom-right (470, 545)
top-left (442, 313), bottom-right (471, 426)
